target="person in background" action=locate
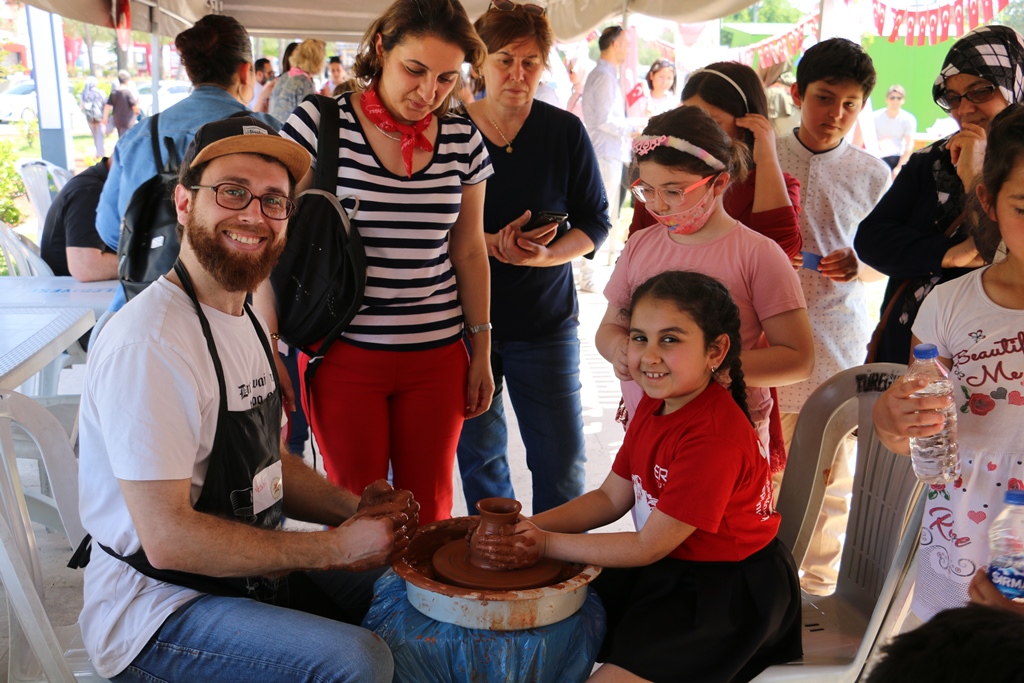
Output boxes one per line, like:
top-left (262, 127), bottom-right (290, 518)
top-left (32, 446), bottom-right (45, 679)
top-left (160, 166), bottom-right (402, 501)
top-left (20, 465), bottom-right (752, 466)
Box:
top-left (766, 70), bottom-right (799, 137)
top-left (95, 14), bottom-right (279, 314)
top-left (269, 39), bottom-right (327, 122)
top-left (456, 3), bottom-right (610, 514)
top-left (582, 25), bottom-right (634, 288)
top-left (259, 0), bottom-right (494, 525)
top-left (81, 76), bottom-right (107, 157)
top-left (249, 57), bottom-right (276, 112)
top-left (855, 25), bottom-right (1024, 365)
top-left (874, 84), bottom-right (917, 176)
top-left (775, 37), bottom-right (891, 596)
top-left (104, 70), bottom-right (139, 138)
top-left (321, 56), bottom-right (348, 97)
top-left (280, 41), bottom-right (298, 75)
top-left (40, 157), bottom-right (115, 283)
top-left (644, 59), bottom-right (677, 117)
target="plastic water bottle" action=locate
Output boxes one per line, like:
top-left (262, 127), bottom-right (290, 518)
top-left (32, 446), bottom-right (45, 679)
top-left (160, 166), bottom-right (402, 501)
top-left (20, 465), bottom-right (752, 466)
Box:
top-left (988, 489), bottom-right (1024, 603)
top-left (907, 343), bottom-right (961, 484)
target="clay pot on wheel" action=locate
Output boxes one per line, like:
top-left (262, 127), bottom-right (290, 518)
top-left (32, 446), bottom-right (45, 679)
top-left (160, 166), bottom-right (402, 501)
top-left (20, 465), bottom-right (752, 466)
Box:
top-left (469, 497), bottom-right (521, 570)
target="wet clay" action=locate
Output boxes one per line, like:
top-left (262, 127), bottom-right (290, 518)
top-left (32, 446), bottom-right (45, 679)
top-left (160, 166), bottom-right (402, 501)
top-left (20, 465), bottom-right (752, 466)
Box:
top-left (469, 497), bottom-right (522, 570)
top-left (433, 539), bottom-right (564, 590)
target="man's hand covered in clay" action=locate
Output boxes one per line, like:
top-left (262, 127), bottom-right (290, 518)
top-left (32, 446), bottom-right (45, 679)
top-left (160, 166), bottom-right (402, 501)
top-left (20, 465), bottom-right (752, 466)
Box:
top-left (354, 479), bottom-right (420, 561)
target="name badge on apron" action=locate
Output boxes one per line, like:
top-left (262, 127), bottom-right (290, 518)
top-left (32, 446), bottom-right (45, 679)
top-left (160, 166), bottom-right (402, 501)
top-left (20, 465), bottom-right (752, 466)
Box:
top-left (252, 460), bottom-right (284, 515)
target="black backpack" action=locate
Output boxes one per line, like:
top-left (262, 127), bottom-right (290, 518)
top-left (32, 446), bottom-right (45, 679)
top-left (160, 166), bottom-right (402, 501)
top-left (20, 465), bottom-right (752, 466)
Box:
top-left (269, 94), bottom-right (366, 371)
top-left (117, 114), bottom-right (180, 301)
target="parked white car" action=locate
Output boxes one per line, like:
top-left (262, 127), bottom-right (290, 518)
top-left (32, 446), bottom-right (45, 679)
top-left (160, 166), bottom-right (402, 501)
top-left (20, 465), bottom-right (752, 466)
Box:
top-left (137, 79), bottom-right (192, 116)
top-left (0, 80), bottom-right (87, 129)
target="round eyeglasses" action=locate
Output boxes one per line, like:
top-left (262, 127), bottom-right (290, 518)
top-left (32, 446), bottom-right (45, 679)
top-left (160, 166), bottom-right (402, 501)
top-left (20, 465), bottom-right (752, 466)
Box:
top-left (490, 0), bottom-right (546, 15)
top-left (191, 184), bottom-right (296, 220)
top-left (935, 84), bottom-right (998, 113)
top-left (630, 174), bottom-right (717, 208)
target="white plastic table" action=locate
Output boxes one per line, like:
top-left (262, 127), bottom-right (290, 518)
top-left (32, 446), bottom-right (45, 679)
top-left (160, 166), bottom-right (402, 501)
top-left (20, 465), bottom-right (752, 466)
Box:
top-left (0, 277), bottom-right (117, 319)
top-left (0, 307), bottom-right (95, 389)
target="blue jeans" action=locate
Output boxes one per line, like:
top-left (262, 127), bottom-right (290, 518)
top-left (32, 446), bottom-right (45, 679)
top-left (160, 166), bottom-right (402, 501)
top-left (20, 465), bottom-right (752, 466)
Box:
top-left (113, 571), bottom-right (393, 683)
top-left (457, 330), bottom-right (586, 514)
top-left (280, 346), bottom-right (310, 455)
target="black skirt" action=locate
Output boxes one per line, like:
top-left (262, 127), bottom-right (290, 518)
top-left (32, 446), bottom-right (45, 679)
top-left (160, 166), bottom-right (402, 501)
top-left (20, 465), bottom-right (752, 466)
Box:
top-left (592, 538), bottom-right (802, 683)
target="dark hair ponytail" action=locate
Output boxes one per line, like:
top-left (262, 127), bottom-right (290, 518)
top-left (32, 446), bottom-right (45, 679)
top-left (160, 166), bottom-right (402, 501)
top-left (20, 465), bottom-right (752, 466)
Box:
top-left (628, 270), bottom-right (751, 423)
top-left (970, 103), bottom-right (1024, 262)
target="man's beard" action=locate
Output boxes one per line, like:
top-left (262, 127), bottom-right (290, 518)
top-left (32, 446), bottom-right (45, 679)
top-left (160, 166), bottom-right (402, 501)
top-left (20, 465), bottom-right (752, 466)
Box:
top-left (184, 214), bottom-right (285, 293)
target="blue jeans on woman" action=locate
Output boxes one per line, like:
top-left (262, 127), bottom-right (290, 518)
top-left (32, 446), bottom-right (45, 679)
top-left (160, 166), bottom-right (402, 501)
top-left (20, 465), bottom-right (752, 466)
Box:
top-left (457, 330), bottom-right (586, 515)
top-left (112, 570), bottom-right (393, 683)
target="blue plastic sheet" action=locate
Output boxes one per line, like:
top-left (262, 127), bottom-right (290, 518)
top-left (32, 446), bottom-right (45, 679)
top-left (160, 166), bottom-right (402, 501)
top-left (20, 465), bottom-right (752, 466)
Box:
top-left (363, 569), bottom-right (606, 683)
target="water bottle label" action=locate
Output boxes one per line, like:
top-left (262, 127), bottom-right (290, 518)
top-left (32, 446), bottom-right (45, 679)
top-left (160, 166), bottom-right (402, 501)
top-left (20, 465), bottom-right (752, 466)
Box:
top-left (989, 564), bottom-right (1024, 601)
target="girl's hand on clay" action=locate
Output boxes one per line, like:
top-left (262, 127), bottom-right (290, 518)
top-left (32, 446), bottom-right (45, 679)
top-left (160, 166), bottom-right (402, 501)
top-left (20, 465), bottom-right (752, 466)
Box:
top-left (471, 518), bottom-right (546, 570)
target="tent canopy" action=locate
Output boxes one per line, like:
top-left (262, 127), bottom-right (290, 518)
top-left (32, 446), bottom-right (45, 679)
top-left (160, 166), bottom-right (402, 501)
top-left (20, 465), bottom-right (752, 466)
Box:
top-left (23, 0), bottom-right (758, 43)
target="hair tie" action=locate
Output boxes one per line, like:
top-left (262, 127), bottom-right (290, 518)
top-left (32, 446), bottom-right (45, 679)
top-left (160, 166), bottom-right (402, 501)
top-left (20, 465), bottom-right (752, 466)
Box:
top-left (690, 68), bottom-right (749, 113)
top-left (632, 134), bottom-right (725, 171)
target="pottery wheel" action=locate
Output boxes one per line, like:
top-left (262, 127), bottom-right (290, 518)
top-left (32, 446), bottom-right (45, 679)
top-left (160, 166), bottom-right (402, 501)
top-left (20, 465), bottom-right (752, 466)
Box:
top-left (432, 539), bottom-right (564, 590)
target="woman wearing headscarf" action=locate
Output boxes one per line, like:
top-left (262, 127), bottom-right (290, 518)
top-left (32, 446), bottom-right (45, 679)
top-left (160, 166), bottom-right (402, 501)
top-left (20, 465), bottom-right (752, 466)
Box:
top-left (855, 25), bottom-right (1024, 363)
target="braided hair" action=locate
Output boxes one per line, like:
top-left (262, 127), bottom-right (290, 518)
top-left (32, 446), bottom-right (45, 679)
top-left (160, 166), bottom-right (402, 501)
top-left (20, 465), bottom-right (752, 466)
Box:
top-left (628, 271), bottom-right (751, 424)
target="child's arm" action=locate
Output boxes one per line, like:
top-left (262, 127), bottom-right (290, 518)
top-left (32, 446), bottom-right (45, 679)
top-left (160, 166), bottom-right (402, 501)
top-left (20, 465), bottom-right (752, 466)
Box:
top-left (596, 302), bottom-right (631, 381)
top-left (969, 571), bottom-right (1024, 617)
top-left (544, 509), bottom-right (696, 567)
top-left (872, 336), bottom-right (953, 455)
top-left (532, 471), bottom-right (635, 533)
top-left (739, 308), bottom-right (814, 387)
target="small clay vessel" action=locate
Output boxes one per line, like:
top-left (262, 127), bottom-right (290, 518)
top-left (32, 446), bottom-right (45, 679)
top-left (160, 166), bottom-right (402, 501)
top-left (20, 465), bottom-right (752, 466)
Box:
top-left (469, 497), bottom-right (522, 570)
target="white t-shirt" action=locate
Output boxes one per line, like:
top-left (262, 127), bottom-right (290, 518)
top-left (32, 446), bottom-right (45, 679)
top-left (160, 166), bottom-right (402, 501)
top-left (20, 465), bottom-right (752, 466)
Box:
top-left (77, 277), bottom-right (277, 677)
top-left (874, 108), bottom-right (917, 158)
top-left (775, 134), bottom-right (891, 412)
top-left (910, 267), bottom-right (1024, 620)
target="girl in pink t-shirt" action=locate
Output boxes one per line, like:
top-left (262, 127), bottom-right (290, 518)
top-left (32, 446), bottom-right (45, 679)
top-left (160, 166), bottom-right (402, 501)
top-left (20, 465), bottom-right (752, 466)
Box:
top-left (598, 106), bottom-right (813, 471)
top-left (475, 271), bottom-right (802, 681)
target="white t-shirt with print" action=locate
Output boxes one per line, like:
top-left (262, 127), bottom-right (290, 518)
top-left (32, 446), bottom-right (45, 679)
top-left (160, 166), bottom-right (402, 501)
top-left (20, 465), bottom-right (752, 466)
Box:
top-left (77, 276), bottom-right (278, 677)
top-left (910, 266), bottom-right (1024, 620)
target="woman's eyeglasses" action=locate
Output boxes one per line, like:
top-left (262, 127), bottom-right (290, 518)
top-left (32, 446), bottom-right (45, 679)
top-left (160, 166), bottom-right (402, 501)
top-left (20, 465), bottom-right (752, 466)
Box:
top-left (935, 84), bottom-right (998, 112)
top-left (490, 0), bottom-right (545, 15)
top-left (630, 175), bottom-right (717, 207)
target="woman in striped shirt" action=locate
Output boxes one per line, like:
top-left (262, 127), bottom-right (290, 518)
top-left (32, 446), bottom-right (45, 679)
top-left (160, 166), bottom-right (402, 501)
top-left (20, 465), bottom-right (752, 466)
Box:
top-left (259, 0), bottom-right (493, 523)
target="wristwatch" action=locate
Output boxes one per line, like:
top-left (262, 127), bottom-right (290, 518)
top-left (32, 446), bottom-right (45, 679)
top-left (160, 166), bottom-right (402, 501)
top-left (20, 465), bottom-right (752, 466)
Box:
top-left (467, 323), bottom-right (492, 335)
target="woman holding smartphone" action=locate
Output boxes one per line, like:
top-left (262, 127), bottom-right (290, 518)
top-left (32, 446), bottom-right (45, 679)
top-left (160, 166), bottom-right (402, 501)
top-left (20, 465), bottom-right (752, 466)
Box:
top-left (455, 1), bottom-right (611, 515)
top-left (257, 0), bottom-right (493, 525)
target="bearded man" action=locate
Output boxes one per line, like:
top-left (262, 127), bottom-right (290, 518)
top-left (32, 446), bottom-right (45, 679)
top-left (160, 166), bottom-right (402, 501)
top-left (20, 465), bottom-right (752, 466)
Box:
top-left (73, 115), bottom-right (417, 682)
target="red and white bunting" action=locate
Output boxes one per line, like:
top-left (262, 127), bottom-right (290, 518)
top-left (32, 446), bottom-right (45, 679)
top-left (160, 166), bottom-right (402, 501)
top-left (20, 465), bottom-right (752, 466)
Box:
top-left (872, 0), bottom-right (1008, 44)
top-left (732, 13), bottom-right (820, 68)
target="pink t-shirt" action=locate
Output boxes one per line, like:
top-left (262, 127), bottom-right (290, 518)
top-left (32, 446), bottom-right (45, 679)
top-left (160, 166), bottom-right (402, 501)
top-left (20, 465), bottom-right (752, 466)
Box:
top-left (604, 221), bottom-right (806, 445)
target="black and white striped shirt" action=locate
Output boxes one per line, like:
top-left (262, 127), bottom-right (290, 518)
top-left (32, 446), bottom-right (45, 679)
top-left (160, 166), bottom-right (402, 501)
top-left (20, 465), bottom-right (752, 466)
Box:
top-left (282, 93), bottom-right (493, 350)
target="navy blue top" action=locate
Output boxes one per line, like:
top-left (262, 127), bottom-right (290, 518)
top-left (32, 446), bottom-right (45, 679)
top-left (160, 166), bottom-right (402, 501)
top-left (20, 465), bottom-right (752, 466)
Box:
top-left (482, 100), bottom-right (610, 341)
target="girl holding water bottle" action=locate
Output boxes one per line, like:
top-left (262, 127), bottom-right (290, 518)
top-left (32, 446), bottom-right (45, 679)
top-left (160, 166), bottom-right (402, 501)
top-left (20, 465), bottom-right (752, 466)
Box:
top-left (874, 103), bottom-right (1024, 621)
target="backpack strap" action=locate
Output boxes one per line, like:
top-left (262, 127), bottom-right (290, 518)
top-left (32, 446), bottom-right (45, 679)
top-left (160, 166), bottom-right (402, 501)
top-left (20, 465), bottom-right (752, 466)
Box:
top-left (147, 113), bottom-right (179, 175)
top-left (312, 94), bottom-right (339, 193)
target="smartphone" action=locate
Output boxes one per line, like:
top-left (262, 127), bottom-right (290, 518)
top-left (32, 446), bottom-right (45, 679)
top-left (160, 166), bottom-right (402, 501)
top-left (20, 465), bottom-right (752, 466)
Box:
top-left (521, 210), bottom-right (568, 233)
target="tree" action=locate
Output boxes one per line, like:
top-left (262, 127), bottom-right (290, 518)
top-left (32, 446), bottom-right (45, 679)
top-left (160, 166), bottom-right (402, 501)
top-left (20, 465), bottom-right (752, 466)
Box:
top-left (993, 4), bottom-right (1024, 37)
top-left (724, 0), bottom-right (804, 24)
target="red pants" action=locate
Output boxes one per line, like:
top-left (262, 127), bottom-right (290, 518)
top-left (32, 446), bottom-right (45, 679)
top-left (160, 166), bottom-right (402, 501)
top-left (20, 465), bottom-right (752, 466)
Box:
top-left (300, 340), bottom-right (468, 523)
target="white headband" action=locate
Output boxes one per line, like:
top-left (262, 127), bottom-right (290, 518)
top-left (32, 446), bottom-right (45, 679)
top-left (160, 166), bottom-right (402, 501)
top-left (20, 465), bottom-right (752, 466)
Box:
top-left (632, 135), bottom-right (726, 171)
top-left (690, 68), bottom-right (749, 113)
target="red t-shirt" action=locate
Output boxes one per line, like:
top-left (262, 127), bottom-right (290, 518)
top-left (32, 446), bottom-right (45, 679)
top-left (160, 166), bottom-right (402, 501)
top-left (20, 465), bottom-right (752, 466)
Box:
top-left (612, 382), bottom-right (780, 562)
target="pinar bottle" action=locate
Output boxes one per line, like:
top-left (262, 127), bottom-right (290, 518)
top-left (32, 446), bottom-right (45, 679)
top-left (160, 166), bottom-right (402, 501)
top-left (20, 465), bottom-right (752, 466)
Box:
top-left (988, 489), bottom-right (1024, 603)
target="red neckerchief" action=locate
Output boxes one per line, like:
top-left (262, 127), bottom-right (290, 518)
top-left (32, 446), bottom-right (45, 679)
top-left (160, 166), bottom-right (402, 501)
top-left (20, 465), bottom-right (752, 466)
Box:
top-left (360, 86), bottom-right (433, 178)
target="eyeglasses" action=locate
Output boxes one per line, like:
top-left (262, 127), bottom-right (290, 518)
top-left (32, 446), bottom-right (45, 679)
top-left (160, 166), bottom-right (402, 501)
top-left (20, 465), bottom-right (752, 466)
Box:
top-left (630, 174), bottom-right (717, 207)
top-left (191, 184), bottom-right (296, 220)
top-left (935, 84), bottom-right (998, 112)
top-left (490, 0), bottom-right (545, 15)
top-left (887, 94), bottom-right (903, 101)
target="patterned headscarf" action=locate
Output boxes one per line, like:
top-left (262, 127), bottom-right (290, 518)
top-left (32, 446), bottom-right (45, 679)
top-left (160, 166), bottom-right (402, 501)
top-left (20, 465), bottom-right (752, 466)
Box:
top-left (933, 25), bottom-right (1024, 106)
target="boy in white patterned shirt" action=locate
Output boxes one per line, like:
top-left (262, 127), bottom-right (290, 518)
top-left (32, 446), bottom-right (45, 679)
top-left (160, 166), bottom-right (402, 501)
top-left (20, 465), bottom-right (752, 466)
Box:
top-left (775, 37), bottom-right (891, 594)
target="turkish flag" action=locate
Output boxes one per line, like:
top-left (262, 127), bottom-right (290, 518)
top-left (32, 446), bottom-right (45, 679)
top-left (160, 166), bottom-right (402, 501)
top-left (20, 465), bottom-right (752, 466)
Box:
top-left (967, 0), bottom-right (979, 29)
top-left (905, 12), bottom-right (918, 46)
top-left (953, 0), bottom-right (964, 36)
top-left (940, 5), bottom-right (951, 42)
top-left (927, 9), bottom-right (939, 45)
top-left (873, 0), bottom-right (887, 36)
top-left (997, 0), bottom-right (1009, 11)
top-left (981, 0), bottom-right (993, 21)
top-left (625, 82), bottom-right (645, 108)
top-left (890, 9), bottom-right (906, 42)
top-left (917, 9), bottom-right (929, 45)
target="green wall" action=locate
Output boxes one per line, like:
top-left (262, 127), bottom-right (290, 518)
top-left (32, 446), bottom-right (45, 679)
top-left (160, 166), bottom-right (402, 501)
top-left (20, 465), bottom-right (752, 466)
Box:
top-left (863, 36), bottom-right (952, 134)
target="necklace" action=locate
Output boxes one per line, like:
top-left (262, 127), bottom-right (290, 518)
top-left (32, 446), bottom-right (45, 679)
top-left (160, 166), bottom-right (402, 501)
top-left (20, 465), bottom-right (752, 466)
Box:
top-left (486, 112), bottom-right (515, 153)
top-left (374, 123), bottom-right (401, 142)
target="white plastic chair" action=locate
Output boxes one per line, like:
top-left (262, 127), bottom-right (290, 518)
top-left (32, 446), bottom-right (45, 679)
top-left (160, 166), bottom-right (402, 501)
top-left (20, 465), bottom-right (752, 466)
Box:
top-left (16, 160), bottom-right (72, 238)
top-left (753, 363), bottom-right (924, 682)
top-left (0, 389), bottom-right (106, 682)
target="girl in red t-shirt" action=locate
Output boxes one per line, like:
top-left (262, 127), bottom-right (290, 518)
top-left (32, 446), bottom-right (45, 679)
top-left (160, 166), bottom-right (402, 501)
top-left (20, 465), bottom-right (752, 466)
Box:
top-left (476, 271), bottom-right (802, 682)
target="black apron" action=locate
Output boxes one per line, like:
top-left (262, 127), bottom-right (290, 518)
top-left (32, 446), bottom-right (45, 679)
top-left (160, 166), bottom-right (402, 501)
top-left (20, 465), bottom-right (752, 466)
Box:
top-left (71, 261), bottom-right (286, 603)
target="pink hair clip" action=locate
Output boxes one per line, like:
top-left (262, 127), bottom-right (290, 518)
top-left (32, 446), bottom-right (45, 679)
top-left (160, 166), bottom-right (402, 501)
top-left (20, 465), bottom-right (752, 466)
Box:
top-left (631, 134), bottom-right (725, 171)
